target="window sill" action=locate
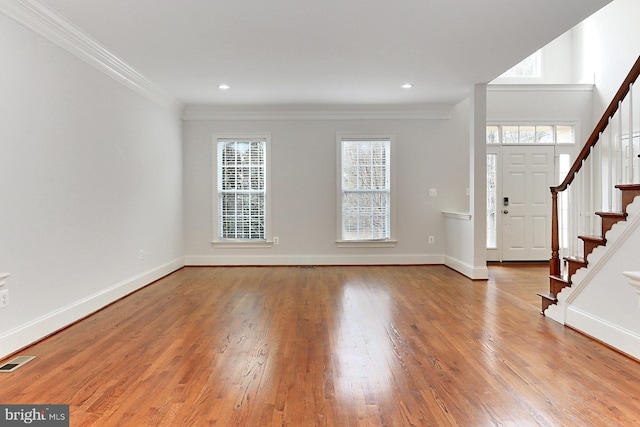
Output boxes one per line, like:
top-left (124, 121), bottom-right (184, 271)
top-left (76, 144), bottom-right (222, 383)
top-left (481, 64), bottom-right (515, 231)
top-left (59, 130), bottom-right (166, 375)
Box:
top-left (335, 239), bottom-right (397, 248)
top-left (212, 240), bottom-right (275, 249)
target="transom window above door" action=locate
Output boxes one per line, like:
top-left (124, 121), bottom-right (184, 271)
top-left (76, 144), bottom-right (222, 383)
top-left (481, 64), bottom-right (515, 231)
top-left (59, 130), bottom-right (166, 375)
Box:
top-left (487, 125), bottom-right (575, 145)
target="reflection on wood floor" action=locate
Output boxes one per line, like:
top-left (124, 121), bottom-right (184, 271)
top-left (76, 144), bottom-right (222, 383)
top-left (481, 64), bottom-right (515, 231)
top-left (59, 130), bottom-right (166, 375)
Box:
top-left (1, 264), bottom-right (639, 426)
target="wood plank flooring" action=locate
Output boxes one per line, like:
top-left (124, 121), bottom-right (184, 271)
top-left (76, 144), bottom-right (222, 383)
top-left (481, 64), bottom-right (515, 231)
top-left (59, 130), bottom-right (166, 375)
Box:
top-left (2, 264), bottom-right (640, 426)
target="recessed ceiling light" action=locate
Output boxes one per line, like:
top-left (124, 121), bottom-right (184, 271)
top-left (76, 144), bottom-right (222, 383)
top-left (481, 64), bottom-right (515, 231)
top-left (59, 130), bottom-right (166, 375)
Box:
top-left (401, 83), bottom-right (413, 89)
top-left (218, 84), bottom-right (230, 90)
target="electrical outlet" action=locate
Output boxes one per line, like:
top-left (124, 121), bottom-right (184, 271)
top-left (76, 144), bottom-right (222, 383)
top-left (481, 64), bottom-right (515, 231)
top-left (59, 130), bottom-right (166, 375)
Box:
top-left (273, 237), bottom-right (279, 245)
top-left (0, 289), bottom-right (8, 308)
top-left (428, 236), bottom-right (435, 244)
top-left (139, 249), bottom-right (145, 260)
top-left (429, 188), bottom-right (437, 197)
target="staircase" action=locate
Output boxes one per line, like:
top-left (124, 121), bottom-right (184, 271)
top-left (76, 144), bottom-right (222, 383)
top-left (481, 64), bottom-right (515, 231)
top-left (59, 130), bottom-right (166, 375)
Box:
top-left (538, 56), bottom-right (640, 314)
top-left (538, 184), bottom-right (640, 312)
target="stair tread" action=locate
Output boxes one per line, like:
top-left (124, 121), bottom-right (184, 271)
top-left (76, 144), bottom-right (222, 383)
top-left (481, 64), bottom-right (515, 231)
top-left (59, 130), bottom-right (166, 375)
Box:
top-left (564, 255), bottom-right (586, 263)
top-left (578, 234), bottom-right (606, 243)
top-left (594, 211), bottom-right (627, 218)
top-left (615, 184), bottom-right (640, 190)
top-left (549, 274), bottom-right (570, 284)
top-left (537, 292), bottom-right (558, 301)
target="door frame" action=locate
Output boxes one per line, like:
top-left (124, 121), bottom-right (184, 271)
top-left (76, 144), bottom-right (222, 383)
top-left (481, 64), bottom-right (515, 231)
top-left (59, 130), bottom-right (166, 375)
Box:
top-left (501, 144), bottom-right (555, 261)
top-left (487, 145), bottom-right (502, 262)
top-left (488, 144), bottom-right (557, 261)
top-left (486, 124), bottom-right (579, 262)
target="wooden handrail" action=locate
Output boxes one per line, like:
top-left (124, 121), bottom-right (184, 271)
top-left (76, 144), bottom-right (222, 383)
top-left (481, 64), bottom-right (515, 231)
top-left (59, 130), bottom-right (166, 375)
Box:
top-left (550, 55), bottom-right (640, 277)
top-left (552, 55), bottom-right (640, 195)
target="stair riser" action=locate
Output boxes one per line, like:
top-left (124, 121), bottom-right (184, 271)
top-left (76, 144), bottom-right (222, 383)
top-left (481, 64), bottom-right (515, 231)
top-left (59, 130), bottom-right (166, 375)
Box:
top-left (601, 217), bottom-right (621, 236)
top-left (622, 192), bottom-right (640, 212)
top-left (541, 298), bottom-right (555, 312)
top-left (616, 185), bottom-right (640, 213)
top-left (549, 276), bottom-right (570, 296)
top-left (566, 261), bottom-right (586, 278)
top-left (583, 241), bottom-right (599, 258)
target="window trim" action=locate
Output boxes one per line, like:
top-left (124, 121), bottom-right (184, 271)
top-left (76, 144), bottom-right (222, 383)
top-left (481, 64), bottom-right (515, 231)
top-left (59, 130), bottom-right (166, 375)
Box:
top-left (486, 122), bottom-right (579, 146)
top-left (335, 133), bottom-right (396, 247)
top-left (212, 133), bottom-right (273, 247)
top-left (486, 149), bottom-right (500, 250)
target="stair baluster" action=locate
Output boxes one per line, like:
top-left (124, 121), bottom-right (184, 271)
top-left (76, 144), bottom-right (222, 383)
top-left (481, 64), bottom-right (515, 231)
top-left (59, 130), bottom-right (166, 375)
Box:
top-left (540, 55), bottom-right (640, 313)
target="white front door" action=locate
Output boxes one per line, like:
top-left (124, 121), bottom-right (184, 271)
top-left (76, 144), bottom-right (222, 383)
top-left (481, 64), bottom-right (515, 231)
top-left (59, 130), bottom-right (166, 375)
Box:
top-left (501, 145), bottom-right (554, 261)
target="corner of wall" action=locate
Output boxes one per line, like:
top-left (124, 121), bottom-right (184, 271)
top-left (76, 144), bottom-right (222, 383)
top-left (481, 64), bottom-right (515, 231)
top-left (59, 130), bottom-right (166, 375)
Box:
top-left (0, 257), bottom-right (185, 360)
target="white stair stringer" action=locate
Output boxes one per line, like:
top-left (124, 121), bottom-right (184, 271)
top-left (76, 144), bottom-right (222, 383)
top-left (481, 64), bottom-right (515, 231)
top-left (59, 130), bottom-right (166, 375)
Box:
top-left (545, 195), bottom-right (640, 324)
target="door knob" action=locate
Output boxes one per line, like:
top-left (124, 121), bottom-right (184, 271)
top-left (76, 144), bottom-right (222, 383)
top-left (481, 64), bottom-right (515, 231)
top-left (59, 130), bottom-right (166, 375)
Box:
top-left (503, 210), bottom-right (509, 214)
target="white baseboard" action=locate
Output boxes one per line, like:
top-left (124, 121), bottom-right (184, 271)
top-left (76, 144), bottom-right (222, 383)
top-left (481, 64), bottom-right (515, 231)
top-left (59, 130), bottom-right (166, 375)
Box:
top-left (566, 306), bottom-right (640, 360)
top-left (0, 257), bottom-right (185, 360)
top-left (444, 255), bottom-right (489, 280)
top-left (185, 253), bottom-right (445, 266)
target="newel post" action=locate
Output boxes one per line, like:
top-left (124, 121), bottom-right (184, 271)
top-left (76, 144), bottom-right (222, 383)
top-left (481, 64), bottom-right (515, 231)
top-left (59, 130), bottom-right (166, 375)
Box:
top-left (550, 189), bottom-right (560, 276)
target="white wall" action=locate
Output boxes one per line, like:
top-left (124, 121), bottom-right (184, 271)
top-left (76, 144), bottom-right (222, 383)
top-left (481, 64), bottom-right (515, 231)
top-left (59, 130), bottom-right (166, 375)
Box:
top-left (441, 89), bottom-right (490, 280)
top-left (493, 31), bottom-right (578, 85)
top-left (574, 0), bottom-right (640, 118)
top-left (487, 86), bottom-right (595, 149)
top-left (541, 0), bottom-right (640, 357)
top-left (567, 198), bottom-right (640, 358)
top-left (567, 0), bottom-right (640, 356)
top-left (183, 111), bottom-right (470, 266)
top-left (0, 14), bottom-right (184, 358)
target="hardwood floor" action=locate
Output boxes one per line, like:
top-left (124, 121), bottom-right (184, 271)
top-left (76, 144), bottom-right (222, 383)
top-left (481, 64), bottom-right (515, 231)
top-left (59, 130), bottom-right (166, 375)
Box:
top-left (2, 264), bottom-right (640, 426)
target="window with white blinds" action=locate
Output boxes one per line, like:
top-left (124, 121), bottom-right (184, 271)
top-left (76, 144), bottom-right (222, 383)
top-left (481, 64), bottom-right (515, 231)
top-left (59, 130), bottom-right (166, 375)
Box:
top-left (339, 137), bottom-right (391, 241)
top-left (216, 138), bottom-right (267, 241)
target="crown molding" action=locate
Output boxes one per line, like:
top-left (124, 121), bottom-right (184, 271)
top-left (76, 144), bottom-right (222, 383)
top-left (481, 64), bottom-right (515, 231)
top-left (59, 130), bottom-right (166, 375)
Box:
top-left (0, 0), bottom-right (184, 115)
top-left (488, 83), bottom-right (594, 92)
top-left (182, 104), bottom-right (452, 121)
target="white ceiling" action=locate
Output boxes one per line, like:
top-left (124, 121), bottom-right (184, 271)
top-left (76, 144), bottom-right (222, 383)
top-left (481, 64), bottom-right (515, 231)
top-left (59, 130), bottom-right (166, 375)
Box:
top-left (37, 0), bottom-right (612, 107)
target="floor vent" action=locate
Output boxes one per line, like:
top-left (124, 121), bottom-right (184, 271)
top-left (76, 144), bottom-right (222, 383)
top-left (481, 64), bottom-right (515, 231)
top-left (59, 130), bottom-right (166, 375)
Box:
top-left (0, 356), bottom-right (36, 373)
